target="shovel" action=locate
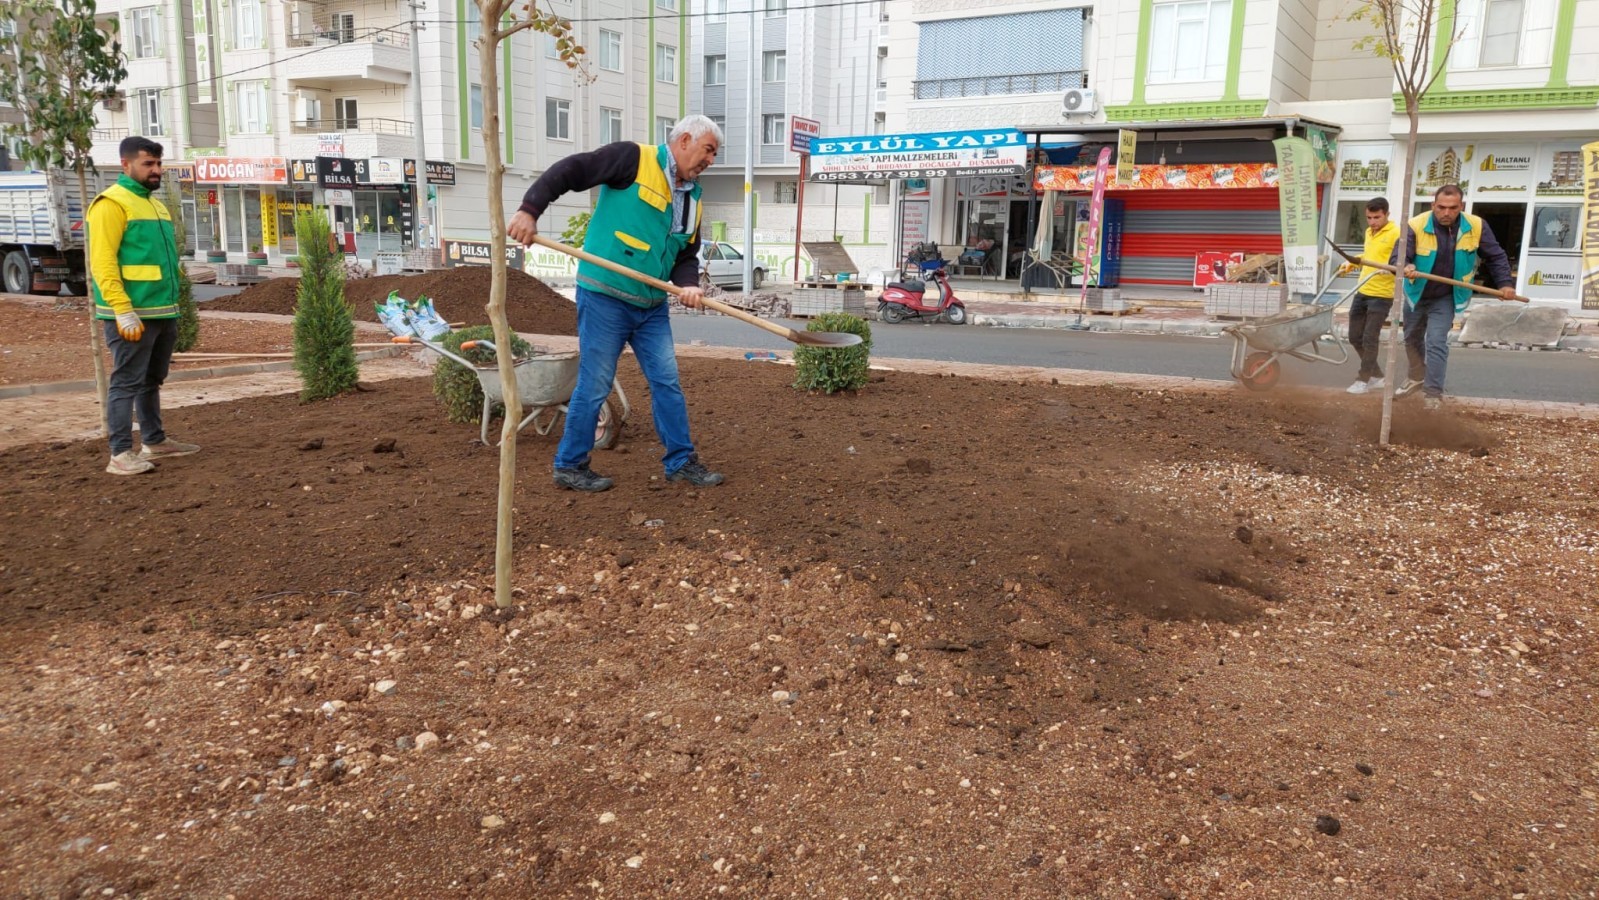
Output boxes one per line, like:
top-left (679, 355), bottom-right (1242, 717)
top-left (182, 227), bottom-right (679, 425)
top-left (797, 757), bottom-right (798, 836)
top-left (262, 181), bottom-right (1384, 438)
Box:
top-left (1324, 236), bottom-right (1529, 303)
top-left (531, 235), bottom-right (863, 347)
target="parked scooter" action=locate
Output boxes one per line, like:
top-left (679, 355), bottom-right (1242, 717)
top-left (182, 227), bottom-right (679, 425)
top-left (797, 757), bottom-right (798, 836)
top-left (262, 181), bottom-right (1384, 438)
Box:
top-left (878, 266), bottom-right (968, 325)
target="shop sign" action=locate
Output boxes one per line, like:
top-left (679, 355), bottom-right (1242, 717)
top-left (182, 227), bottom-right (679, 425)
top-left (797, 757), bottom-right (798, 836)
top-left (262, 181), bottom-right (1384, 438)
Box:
top-left (1116, 130), bottom-right (1136, 186)
top-left (316, 155), bottom-right (359, 189)
top-left (897, 199), bottom-right (930, 260)
top-left (289, 159), bottom-right (318, 184)
top-left (1473, 145), bottom-right (1537, 195)
top-left (1274, 136), bottom-right (1320, 294)
top-left (790, 116), bottom-right (821, 155)
top-left (1537, 143), bottom-right (1585, 198)
top-left (166, 163), bottom-right (196, 183)
top-left (1035, 162), bottom-right (1279, 192)
top-left (1582, 140), bottom-right (1599, 310)
top-left (260, 192), bottom-right (278, 246)
top-left (1415, 144), bottom-right (1473, 197)
top-left (318, 133), bottom-right (346, 156)
top-left (325, 188), bottom-right (353, 205)
top-left (368, 157), bottom-right (407, 185)
top-left (810, 128), bottom-right (1028, 182)
top-left (445, 238), bottom-right (525, 270)
top-left (1338, 142), bottom-right (1391, 192)
top-left (425, 161), bottom-right (457, 186)
top-left (194, 156), bottom-right (288, 184)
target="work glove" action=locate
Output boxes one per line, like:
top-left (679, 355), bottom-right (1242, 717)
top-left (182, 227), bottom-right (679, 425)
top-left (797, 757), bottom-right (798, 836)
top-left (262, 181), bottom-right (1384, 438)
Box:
top-left (115, 310), bottom-right (145, 342)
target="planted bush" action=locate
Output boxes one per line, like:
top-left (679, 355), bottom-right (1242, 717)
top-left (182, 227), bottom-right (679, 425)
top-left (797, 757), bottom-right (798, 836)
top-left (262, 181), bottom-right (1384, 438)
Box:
top-left (292, 209), bottom-right (358, 401)
top-left (432, 325), bottom-right (535, 424)
top-left (792, 313), bottom-right (872, 394)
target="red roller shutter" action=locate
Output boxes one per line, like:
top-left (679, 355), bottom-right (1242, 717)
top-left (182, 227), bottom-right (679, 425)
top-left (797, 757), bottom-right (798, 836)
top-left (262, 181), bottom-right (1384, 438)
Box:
top-left (1109, 186), bottom-right (1324, 286)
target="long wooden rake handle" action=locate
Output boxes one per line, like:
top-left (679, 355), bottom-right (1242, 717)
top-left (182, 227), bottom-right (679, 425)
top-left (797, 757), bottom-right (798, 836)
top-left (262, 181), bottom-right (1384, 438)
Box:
top-left (1325, 236), bottom-right (1529, 303)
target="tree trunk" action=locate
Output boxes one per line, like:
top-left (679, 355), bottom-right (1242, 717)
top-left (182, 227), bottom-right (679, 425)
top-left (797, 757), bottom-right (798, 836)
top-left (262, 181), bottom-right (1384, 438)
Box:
top-left (1379, 100), bottom-right (1420, 446)
top-left (78, 164), bottom-right (110, 437)
top-left (478, 6), bottom-right (523, 609)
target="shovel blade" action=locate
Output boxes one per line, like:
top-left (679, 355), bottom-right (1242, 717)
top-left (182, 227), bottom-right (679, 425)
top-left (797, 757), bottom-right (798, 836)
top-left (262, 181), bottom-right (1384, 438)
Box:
top-left (792, 331), bottom-right (864, 347)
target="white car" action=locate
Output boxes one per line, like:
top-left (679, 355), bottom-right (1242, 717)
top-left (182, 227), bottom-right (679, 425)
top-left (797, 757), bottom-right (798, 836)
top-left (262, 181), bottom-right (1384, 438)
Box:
top-left (700, 240), bottom-right (766, 289)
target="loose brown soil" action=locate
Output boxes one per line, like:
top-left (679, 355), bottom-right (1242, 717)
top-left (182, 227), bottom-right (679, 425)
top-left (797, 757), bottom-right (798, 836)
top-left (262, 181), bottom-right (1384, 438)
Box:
top-left (1, 301), bottom-right (388, 386)
top-left (1, 358), bottom-right (1595, 897)
top-left (206, 267), bottom-right (578, 336)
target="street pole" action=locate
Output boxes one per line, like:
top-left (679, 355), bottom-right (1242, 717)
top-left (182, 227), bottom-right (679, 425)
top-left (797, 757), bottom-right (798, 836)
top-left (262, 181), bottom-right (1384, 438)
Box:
top-left (792, 154), bottom-right (806, 283)
top-left (409, 0), bottom-right (431, 253)
top-left (742, 2), bottom-right (758, 294)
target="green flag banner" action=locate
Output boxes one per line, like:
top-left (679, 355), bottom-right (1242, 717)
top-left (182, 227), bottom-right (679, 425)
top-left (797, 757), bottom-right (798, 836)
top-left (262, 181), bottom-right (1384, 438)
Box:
top-left (1274, 136), bottom-right (1319, 294)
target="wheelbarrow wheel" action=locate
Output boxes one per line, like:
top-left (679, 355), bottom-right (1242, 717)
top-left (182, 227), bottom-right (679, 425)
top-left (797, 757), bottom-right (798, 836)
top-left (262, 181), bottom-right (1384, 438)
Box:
top-left (594, 396), bottom-right (625, 450)
top-left (1239, 352), bottom-right (1281, 391)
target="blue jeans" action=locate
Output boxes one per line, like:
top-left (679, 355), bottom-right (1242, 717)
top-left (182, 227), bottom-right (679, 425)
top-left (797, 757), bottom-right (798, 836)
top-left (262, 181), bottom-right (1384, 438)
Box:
top-left (1402, 295), bottom-right (1455, 398)
top-left (104, 317), bottom-right (177, 454)
top-left (554, 287), bottom-right (696, 474)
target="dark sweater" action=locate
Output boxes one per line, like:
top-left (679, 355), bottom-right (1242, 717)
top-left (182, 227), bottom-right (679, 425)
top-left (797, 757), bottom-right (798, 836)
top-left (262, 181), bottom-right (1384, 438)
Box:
top-left (520, 142), bottom-right (702, 288)
top-left (1391, 216), bottom-right (1513, 301)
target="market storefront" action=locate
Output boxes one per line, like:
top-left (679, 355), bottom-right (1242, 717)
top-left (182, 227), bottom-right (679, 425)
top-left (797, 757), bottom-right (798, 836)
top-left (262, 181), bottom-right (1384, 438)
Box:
top-left (192, 157), bottom-right (290, 262)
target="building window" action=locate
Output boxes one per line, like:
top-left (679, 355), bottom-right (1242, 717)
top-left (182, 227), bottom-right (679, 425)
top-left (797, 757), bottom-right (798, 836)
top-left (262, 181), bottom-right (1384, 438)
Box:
top-left (599, 30), bottom-right (622, 72)
top-left (234, 0), bottom-right (262, 49)
top-left (914, 10), bottom-right (1087, 99)
top-left (234, 81), bottom-right (269, 133)
top-left (705, 54), bottom-right (727, 85)
top-left (658, 0), bottom-right (676, 10)
top-left (766, 0), bottom-right (786, 15)
top-left (762, 50), bottom-right (786, 83)
top-left (761, 114), bottom-right (784, 145)
top-left (1453, 0), bottom-right (1556, 68)
top-left (544, 33), bottom-right (561, 59)
top-left (128, 7), bottom-right (162, 58)
top-left (469, 85), bottom-right (483, 129)
top-left (331, 12), bottom-right (356, 43)
top-left (656, 44), bottom-right (677, 83)
top-left (709, 115), bottom-right (726, 132)
top-left (466, 3), bottom-right (481, 48)
top-left (546, 98), bottom-right (571, 140)
top-left (706, 0), bottom-right (726, 22)
top-left (1147, 0), bottom-right (1230, 83)
top-left (775, 180), bottom-right (797, 203)
top-left (657, 116), bottom-right (674, 144)
top-left (335, 97), bottom-right (359, 129)
top-left (137, 89), bottom-right (164, 136)
top-left (600, 107), bottom-right (622, 144)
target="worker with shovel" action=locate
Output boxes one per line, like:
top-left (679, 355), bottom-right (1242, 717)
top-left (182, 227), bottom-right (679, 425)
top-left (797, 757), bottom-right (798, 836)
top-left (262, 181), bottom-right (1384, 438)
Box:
top-left (1391, 184), bottom-right (1517, 409)
top-left (507, 115), bottom-right (725, 493)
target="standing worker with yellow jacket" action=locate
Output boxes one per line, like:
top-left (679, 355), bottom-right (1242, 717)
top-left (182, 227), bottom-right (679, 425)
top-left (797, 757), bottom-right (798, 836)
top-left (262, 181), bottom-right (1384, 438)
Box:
top-left (89, 136), bottom-right (200, 475)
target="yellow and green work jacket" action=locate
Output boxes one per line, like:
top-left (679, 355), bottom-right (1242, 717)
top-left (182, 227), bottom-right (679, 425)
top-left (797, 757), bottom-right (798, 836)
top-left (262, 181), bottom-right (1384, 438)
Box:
top-left (88, 174), bottom-right (182, 320)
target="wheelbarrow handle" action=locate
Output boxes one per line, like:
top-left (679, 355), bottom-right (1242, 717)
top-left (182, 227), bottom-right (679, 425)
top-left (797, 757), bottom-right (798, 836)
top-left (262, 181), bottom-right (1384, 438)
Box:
top-left (530, 235), bottom-right (807, 344)
top-left (1323, 236), bottom-right (1529, 303)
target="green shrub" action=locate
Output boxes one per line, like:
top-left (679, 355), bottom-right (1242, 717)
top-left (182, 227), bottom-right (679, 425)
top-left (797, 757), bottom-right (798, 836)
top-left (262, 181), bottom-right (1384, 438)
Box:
top-left (431, 325), bottom-right (535, 424)
top-left (291, 209), bottom-right (359, 401)
top-left (163, 182), bottom-right (201, 352)
top-left (792, 313), bottom-right (872, 394)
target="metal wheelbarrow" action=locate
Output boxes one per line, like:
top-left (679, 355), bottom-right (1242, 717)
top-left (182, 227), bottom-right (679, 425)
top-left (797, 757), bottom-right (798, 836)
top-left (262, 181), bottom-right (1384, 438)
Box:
top-left (395, 336), bottom-right (630, 447)
top-left (1223, 274), bottom-right (1375, 391)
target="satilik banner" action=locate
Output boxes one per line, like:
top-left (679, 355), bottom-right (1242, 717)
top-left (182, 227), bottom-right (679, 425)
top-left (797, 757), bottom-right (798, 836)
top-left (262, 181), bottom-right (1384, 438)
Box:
top-left (1582, 140), bottom-right (1599, 310)
top-left (1273, 136), bottom-right (1320, 295)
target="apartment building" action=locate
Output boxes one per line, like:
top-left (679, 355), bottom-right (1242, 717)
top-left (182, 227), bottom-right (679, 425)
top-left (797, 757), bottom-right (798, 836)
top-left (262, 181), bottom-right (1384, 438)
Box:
top-left (86, 0), bottom-right (687, 263)
top-left (860, 0), bottom-right (1597, 312)
top-left (686, 0), bottom-right (888, 271)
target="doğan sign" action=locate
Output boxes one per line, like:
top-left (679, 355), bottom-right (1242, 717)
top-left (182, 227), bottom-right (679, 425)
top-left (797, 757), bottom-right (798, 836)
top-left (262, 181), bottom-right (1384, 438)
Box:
top-left (809, 128), bottom-right (1029, 182)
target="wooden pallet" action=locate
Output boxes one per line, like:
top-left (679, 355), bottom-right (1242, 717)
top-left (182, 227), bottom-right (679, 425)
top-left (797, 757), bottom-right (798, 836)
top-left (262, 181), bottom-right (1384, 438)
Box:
top-left (796, 279), bottom-right (875, 291)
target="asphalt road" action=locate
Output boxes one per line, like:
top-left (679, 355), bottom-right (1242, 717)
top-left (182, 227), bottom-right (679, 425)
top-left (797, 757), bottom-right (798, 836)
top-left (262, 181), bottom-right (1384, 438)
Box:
top-left (194, 285), bottom-right (1595, 405)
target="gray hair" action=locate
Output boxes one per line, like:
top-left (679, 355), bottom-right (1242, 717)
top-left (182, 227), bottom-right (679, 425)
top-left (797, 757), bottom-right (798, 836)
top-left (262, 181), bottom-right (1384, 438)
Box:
top-left (669, 115), bottom-right (724, 147)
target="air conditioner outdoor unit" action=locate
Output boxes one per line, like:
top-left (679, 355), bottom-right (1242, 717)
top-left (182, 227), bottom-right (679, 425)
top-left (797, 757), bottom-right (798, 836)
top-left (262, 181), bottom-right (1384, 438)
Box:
top-left (101, 94), bottom-right (125, 112)
top-left (1062, 88), bottom-right (1098, 115)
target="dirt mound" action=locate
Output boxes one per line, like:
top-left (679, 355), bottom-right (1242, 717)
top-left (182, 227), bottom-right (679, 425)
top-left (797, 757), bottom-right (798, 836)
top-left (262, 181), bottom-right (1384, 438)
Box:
top-left (208, 266), bottom-right (577, 336)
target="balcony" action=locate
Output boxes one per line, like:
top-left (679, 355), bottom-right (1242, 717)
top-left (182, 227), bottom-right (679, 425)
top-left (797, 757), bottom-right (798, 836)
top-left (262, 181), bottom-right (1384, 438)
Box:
top-left (283, 26), bottom-right (411, 86)
top-left (89, 127), bottom-right (129, 167)
top-left (288, 117), bottom-right (415, 159)
top-left (913, 70), bottom-right (1087, 100)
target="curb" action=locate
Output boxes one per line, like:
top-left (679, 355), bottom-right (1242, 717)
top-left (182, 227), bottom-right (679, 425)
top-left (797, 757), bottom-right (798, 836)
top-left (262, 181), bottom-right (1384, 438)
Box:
top-left (0, 347), bottom-right (403, 400)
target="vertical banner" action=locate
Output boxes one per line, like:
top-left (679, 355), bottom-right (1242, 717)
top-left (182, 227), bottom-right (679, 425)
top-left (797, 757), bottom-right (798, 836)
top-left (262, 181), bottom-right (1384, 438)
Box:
top-left (1079, 146), bottom-right (1114, 304)
top-left (1306, 125), bottom-right (1338, 183)
top-left (1116, 130), bottom-right (1137, 186)
top-left (1583, 140), bottom-right (1599, 310)
top-left (259, 192), bottom-right (278, 246)
top-left (1274, 136), bottom-right (1320, 295)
